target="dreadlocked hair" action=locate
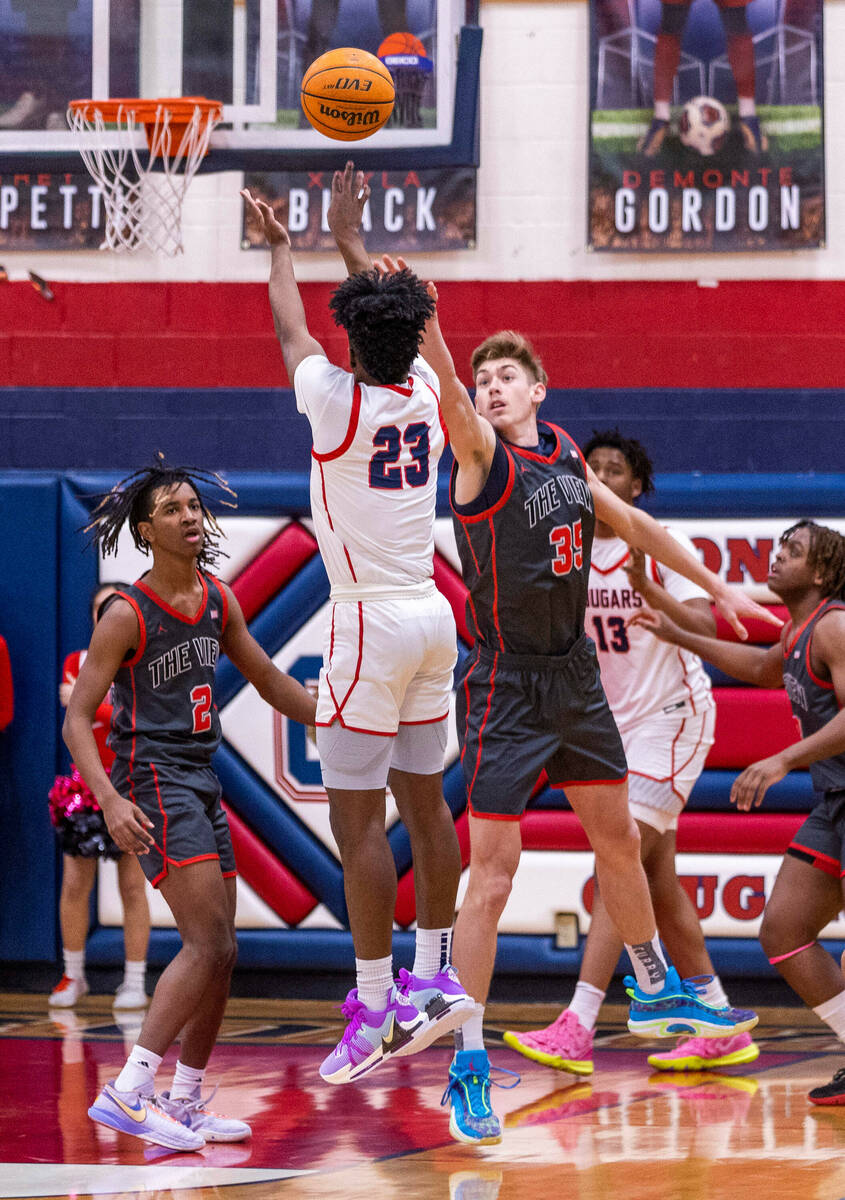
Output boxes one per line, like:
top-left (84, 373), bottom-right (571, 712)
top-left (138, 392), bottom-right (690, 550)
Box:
top-left (780, 520), bottom-right (845, 599)
top-left (84, 453), bottom-right (237, 571)
top-left (582, 427), bottom-right (656, 495)
top-left (329, 266), bottom-right (435, 384)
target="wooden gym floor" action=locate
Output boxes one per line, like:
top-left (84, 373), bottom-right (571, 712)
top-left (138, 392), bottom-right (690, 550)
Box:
top-left (2, 992), bottom-right (845, 1200)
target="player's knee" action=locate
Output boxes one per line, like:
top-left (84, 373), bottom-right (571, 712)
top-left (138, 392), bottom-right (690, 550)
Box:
top-left (758, 908), bottom-right (805, 960)
top-left (190, 914), bottom-right (237, 970)
top-left (466, 862), bottom-right (515, 921)
top-left (61, 874), bottom-right (93, 905)
top-left (592, 817), bottom-right (641, 869)
top-left (660, 2), bottom-right (689, 36)
top-left (719, 6), bottom-right (749, 35)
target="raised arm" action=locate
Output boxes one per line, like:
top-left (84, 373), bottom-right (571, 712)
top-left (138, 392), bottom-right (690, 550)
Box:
top-left (731, 609), bottom-right (845, 810)
top-left (326, 161), bottom-right (372, 275)
top-left (629, 607), bottom-right (785, 687)
top-left (63, 601), bottom-right (155, 855)
top-left (220, 585), bottom-right (318, 726)
top-left (587, 466), bottom-right (781, 640)
top-left (241, 189), bottom-right (324, 384)
top-left (623, 546), bottom-right (716, 637)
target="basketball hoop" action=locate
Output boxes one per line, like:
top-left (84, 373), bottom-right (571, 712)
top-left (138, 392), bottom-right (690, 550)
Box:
top-left (67, 97), bottom-right (223, 256)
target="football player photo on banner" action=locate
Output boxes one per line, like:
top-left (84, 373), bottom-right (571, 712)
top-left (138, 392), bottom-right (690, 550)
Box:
top-left (588, 0), bottom-right (825, 251)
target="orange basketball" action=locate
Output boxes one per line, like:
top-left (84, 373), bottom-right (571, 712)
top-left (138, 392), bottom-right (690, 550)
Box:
top-left (377, 32), bottom-right (428, 59)
top-left (300, 47), bottom-right (395, 142)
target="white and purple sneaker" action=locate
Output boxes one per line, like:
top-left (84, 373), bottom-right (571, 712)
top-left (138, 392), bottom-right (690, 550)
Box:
top-left (88, 1081), bottom-right (205, 1151)
top-left (393, 965), bottom-right (476, 1056)
top-left (319, 986), bottom-right (425, 1085)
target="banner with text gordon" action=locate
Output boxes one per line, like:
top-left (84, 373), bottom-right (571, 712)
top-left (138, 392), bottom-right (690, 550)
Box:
top-left (587, 0), bottom-right (825, 252)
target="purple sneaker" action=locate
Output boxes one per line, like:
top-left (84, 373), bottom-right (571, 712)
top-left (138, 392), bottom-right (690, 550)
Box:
top-left (393, 965), bottom-right (476, 1057)
top-left (319, 987), bottom-right (425, 1085)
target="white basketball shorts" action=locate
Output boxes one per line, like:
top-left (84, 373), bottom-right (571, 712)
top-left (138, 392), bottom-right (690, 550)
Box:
top-left (316, 581), bottom-right (457, 736)
top-left (623, 700), bottom-right (716, 834)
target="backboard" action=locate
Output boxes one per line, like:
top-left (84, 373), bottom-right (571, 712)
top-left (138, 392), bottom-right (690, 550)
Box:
top-left (0, 0), bottom-right (481, 173)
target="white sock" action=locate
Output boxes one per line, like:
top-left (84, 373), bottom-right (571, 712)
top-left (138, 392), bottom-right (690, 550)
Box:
top-left (355, 955), bottom-right (393, 1011)
top-left (122, 959), bottom-right (146, 991)
top-left (654, 101), bottom-right (670, 121)
top-left (413, 928), bottom-right (452, 978)
top-left (569, 981), bottom-right (605, 1032)
top-left (115, 1044), bottom-right (162, 1095)
top-left (698, 975), bottom-right (729, 1008)
top-left (455, 1003), bottom-right (485, 1052)
top-left (170, 1059), bottom-right (205, 1101)
top-left (625, 934), bottom-right (670, 994)
top-left (63, 948), bottom-right (85, 981)
top-left (738, 97), bottom-right (756, 118)
top-left (813, 990), bottom-right (845, 1042)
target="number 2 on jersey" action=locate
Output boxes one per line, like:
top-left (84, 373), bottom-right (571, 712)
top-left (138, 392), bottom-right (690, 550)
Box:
top-left (369, 423), bottom-right (430, 490)
top-left (190, 684), bottom-right (213, 734)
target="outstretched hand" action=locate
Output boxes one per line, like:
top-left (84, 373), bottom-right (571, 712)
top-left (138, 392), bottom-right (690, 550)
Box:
top-left (627, 608), bottom-right (680, 642)
top-left (730, 753), bottom-right (788, 810)
top-left (240, 189), bottom-right (291, 247)
top-left (374, 253), bottom-right (440, 313)
top-left (714, 587), bottom-right (783, 642)
top-left (327, 161), bottom-right (371, 239)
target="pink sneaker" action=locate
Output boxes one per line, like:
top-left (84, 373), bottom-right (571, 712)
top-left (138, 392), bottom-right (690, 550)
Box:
top-left (647, 1032), bottom-right (760, 1072)
top-left (503, 1009), bottom-right (594, 1076)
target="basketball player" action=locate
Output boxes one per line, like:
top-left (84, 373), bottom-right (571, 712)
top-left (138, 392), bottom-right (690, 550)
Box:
top-left (504, 430), bottom-right (758, 1077)
top-left (638, 0), bottom-right (768, 156)
top-left (63, 459), bottom-right (318, 1151)
top-left (242, 172), bottom-right (474, 1087)
top-left (407, 296), bottom-right (774, 1145)
top-left (631, 521), bottom-right (845, 1104)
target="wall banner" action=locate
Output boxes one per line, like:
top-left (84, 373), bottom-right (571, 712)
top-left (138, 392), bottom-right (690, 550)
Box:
top-left (588, 0), bottom-right (825, 251)
top-left (242, 167), bottom-right (476, 252)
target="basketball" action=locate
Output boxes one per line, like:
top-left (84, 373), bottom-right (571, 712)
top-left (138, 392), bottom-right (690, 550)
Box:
top-left (300, 47), bottom-right (395, 142)
top-left (377, 32), bottom-right (428, 59)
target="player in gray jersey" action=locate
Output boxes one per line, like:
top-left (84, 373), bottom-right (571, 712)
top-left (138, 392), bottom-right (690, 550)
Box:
top-left (409, 279), bottom-right (773, 1145)
top-left (633, 520), bottom-right (845, 1105)
top-left (64, 459), bottom-right (317, 1152)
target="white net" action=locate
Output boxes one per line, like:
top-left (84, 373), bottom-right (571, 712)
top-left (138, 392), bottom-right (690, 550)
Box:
top-left (67, 100), bottom-right (222, 256)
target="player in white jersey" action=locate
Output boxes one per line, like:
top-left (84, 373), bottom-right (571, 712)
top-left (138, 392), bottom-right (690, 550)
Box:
top-left (505, 430), bottom-right (759, 1074)
top-left (242, 167), bottom-right (473, 1085)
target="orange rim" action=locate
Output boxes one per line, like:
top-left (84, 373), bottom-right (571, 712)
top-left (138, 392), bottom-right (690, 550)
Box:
top-left (68, 96), bottom-right (223, 124)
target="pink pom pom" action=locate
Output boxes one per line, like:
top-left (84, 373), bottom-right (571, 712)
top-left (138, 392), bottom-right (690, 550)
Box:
top-left (48, 765), bottom-right (101, 825)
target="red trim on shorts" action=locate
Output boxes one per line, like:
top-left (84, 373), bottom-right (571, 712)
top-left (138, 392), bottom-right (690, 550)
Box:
top-left (551, 772), bottom-right (629, 789)
top-left (149, 761), bottom-right (169, 888)
top-left (312, 383), bottom-right (362, 462)
top-left (399, 712), bottom-right (449, 725)
top-left (677, 647), bottom-right (698, 717)
top-left (324, 602), bottom-right (365, 724)
top-left (788, 839), bottom-right (841, 878)
top-left (465, 653), bottom-right (498, 807)
top-left (451, 448), bottom-right (515, 524)
top-left (118, 594), bottom-right (147, 668)
top-left (460, 654), bottom-right (481, 767)
top-left (222, 869), bottom-right (238, 879)
top-left (315, 717), bottom-right (396, 736)
top-left (172, 853), bottom-right (221, 867)
top-left (468, 805), bottom-right (522, 821)
top-left (135, 573), bottom-right (209, 626)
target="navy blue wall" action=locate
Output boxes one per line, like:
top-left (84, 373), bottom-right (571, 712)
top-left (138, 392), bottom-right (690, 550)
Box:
top-left (2, 387), bottom-right (845, 471)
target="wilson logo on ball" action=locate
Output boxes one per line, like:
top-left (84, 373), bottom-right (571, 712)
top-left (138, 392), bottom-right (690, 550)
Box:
top-left (301, 47), bottom-right (395, 142)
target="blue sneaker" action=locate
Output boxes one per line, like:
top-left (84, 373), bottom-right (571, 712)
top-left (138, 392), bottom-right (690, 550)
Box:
top-left (88, 1081), bottom-right (205, 1151)
top-left (441, 1049), bottom-right (520, 1146)
top-left (319, 986), bottom-right (425, 1085)
top-left (626, 968), bottom-right (759, 1039)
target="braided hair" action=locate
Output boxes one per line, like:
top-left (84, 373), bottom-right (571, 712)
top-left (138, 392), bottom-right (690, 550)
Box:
top-left (329, 266), bottom-right (435, 385)
top-left (84, 454), bottom-right (236, 571)
top-left (780, 520), bottom-right (845, 600)
top-left (582, 428), bottom-right (656, 496)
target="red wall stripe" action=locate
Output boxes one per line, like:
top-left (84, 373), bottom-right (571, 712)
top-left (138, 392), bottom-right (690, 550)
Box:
top-left (5, 280), bottom-right (845, 388)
